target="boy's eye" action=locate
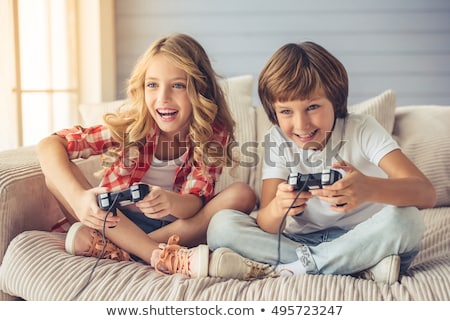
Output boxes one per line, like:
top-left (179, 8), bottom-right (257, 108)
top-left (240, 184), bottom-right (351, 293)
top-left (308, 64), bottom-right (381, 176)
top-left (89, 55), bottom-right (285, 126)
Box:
top-left (307, 104), bottom-right (319, 111)
top-left (278, 109), bottom-right (292, 115)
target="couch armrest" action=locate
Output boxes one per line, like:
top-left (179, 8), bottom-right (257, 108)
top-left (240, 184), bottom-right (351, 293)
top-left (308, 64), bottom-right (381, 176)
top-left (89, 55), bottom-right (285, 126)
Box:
top-left (0, 146), bottom-right (101, 264)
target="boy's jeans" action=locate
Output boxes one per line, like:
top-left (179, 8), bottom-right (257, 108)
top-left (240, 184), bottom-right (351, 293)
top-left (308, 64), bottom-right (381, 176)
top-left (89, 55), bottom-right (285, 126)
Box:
top-left (207, 206), bottom-right (424, 275)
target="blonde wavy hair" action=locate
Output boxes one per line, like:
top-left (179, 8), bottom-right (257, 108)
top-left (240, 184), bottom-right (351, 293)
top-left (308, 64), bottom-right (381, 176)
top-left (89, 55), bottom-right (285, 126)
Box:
top-left (103, 33), bottom-right (236, 169)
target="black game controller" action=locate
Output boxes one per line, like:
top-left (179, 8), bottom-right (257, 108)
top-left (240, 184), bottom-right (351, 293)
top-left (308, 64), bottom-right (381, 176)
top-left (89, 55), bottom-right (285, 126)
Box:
top-left (287, 169), bottom-right (342, 191)
top-left (97, 184), bottom-right (150, 215)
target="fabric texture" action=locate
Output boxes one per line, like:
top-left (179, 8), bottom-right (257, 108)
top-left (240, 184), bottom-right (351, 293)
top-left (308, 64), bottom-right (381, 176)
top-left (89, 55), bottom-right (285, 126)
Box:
top-left (348, 89), bottom-right (396, 134)
top-left (392, 105), bottom-right (450, 207)
top-left (0, 207), bottom-right (448, 300)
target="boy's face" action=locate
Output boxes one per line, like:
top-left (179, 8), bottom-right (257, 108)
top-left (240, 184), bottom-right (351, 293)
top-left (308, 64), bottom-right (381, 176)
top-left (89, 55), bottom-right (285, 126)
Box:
top-left (273, 89), bottom-right (335, 150)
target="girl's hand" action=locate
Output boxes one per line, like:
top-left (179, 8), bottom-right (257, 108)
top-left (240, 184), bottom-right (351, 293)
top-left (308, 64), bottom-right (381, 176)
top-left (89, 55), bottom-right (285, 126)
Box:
top-left (310, 161), bottom-right (371, 212)
top-left (73, 187), bottom-right (120, 230)
top-left (274, 182), bottom-right (313, 217)
top-left (136, 186), bottom-right (175, 219)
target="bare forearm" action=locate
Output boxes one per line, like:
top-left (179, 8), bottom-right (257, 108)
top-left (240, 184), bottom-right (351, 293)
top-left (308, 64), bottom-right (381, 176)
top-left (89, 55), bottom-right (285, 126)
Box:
top-left (366, 176), bottom-right (436, 209)
top-left (170, 193), bottom-right (203, 219)
top-left (37, 136), bottom-right (87, 203)
top-left (256, 201), bottom-right (285, 234)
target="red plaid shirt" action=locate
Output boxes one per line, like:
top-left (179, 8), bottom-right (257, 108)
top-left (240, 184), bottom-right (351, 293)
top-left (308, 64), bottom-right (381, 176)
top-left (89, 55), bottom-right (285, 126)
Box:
top-left (56, 123), bottom-right (229, 203)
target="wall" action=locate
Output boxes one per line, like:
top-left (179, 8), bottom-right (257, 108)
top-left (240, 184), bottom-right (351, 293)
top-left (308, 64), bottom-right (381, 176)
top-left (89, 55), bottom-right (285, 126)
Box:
top-left (114, 0), bottom-right (450, 106)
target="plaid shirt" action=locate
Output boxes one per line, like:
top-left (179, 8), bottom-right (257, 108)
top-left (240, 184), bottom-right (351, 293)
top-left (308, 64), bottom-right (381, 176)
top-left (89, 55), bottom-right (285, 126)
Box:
top-left (56, 123), bottom-right (229, 203)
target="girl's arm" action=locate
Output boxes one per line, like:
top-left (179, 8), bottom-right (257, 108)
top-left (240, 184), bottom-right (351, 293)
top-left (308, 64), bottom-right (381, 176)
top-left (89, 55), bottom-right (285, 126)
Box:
top-left (136, 187), bottom-right (203, 220)
top-left (37, 135), bottom-right (120, 229)
top-left (257, 178), bottom-right (312, 234)
top-left (314, 149), bottom-right (436, 211)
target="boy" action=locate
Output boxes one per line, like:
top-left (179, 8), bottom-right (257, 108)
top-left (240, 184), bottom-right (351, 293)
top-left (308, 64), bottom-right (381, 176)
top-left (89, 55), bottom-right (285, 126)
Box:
top-left (206, 41), bottom-right (435, 284)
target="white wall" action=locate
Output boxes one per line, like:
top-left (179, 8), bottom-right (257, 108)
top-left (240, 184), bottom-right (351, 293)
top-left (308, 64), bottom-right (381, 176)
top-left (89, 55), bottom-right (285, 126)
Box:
top-left (114, 0), bottom-right (450, 106)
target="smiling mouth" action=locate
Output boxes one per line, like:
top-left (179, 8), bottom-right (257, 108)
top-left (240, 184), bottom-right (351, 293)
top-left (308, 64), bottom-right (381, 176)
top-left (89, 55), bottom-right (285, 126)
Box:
top-left (295, 129), bottom-right (318, 139)
top-left (157, 109), bottom-right (178, 119)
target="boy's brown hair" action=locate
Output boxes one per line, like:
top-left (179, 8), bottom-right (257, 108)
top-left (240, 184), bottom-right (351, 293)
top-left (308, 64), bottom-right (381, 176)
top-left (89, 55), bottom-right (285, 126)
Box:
top-left (258, 41), bottom-right (348, 124)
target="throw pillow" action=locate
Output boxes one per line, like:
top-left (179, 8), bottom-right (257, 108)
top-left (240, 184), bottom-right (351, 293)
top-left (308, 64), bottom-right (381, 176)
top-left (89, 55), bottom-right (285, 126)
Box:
top-left (348, 89), bottom-right (396, 134)
top-left (393, 105), bottom-right (450, 207)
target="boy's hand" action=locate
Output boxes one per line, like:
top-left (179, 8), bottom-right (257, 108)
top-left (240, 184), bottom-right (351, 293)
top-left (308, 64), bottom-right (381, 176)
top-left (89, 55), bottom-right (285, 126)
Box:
top-left (310, 161), bottom-right (371, 212)
top-left (275, 182), bottom-right (312, 217)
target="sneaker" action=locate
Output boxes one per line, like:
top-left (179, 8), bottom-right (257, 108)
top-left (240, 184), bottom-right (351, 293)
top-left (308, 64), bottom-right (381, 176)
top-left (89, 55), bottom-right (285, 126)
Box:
top-left (209, 247), bottom-right (278, 280)
top-left (358, 255), bottom-right (400, 285)
top-left (153, 234), bottom-right (209, 278)
top-left (65, 222), bottom-right (132, 261)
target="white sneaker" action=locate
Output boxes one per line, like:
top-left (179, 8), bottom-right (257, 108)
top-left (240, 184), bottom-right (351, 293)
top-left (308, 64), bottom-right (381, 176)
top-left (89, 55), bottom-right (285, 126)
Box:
top-left (359, 255), bottom-right (400, 285)
top-left (209, 248), bottom-right (278, 280)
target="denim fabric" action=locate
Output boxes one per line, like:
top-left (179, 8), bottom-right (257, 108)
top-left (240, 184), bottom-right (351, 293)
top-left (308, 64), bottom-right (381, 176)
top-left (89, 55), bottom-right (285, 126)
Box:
top-left (207, 205), bottom-right (423, 275)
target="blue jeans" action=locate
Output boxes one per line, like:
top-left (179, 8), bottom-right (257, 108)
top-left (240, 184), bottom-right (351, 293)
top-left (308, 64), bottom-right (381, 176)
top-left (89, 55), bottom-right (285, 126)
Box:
top-left (207, 206), bottom-right (424, 275)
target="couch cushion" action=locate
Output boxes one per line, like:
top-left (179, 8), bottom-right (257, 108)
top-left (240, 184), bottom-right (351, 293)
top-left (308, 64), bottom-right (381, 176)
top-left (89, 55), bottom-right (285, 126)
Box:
top-left (78, 75), bottom-right (255, 193)
top-left (393, 105), bottom-right (450, 207)
top-left (348, 89), bottom-right (396, 134)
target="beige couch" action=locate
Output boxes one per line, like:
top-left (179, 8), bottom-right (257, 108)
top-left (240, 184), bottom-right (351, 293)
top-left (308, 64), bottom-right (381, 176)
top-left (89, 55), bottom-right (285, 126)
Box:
top-left (1, 75), bottom-right (449, 300)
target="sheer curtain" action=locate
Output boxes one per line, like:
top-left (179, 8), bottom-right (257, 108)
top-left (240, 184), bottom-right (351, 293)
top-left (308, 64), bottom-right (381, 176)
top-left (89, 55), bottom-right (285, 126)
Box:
top-left (0, 0), bottom-right (116, 151)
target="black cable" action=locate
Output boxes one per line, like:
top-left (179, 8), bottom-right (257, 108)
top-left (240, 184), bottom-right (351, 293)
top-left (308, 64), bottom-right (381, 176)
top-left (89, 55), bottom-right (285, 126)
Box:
top-left (71, 193), bottom-right (119, 300)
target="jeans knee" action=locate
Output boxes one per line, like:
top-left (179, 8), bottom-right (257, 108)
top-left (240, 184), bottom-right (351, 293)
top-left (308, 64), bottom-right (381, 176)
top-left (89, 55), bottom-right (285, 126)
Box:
top-left (384, 206), bottom-right (424, 248)
top-left (207, 209), bottom-right (244, 250)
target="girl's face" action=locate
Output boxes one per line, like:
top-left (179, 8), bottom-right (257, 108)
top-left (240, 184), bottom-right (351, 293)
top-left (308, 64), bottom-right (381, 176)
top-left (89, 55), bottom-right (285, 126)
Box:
top-left (273, 88), bottom-right (335, 150)
top-left (144, 54), bottom-right (192, 139)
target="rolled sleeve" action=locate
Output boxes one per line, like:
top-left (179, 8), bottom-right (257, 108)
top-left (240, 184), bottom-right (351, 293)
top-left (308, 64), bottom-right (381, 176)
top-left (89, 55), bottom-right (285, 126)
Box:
top-left (55, 125), bottom-right (116, 160)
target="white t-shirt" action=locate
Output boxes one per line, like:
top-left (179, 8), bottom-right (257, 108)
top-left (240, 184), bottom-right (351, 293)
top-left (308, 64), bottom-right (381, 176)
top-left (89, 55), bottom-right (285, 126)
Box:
top-left (262, 113), bottom-right (399, 234)
top-left (123, 151), bottom-right (186, 222)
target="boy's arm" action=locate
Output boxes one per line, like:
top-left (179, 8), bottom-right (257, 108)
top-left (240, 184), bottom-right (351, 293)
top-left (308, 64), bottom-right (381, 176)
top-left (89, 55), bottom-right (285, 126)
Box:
top-left (257, 178), bottom-right (310, 234)
top-left (315, 150), bottom-right (436, 211)
top-left (369, 149), bottom-right (436, 208)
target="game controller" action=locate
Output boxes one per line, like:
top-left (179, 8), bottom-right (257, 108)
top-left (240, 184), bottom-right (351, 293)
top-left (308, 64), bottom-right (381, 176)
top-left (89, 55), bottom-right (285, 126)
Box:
top-left (97, 183), bottom-right (150, 215)
top-left (287, 169), bottom-right (342, 191)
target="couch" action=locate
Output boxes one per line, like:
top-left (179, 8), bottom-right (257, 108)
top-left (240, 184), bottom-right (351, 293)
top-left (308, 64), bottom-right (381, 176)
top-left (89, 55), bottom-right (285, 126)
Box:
top-left (1, 75), bottom-right (449, 301)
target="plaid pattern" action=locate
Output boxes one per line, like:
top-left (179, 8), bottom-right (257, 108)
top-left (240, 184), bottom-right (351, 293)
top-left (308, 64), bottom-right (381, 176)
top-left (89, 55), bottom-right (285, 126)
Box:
top-left (56, 123), bottom-right (229, 202)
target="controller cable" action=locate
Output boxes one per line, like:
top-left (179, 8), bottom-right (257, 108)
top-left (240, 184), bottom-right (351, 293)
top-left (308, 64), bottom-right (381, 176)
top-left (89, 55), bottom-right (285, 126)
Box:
top-left (71, 193), bottom-right (120, 300)
top-left (232, 175), bottom-right (310, 300)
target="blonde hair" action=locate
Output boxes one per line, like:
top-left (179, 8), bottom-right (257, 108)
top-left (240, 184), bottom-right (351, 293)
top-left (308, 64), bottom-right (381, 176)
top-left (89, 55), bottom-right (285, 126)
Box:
top-left (103, 33), bottom-right (236, 169)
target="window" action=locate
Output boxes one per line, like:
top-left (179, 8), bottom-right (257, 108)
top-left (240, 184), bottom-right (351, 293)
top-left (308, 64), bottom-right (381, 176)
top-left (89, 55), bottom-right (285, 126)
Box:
top-left (0, 0), bottom-right (79, 150)
top-left (0, 0), bottom-right (116, 151)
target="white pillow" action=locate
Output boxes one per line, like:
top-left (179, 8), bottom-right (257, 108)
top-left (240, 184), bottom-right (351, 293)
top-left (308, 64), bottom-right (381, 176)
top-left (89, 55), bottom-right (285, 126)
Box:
top-left (348, 89), bottom-right (396, 134)
top-left (78, 75), bottom-right (256, 191)
top-left (393, 105), bottom-right (450, 207)
top-left (214, 75), bottom-right (255, 193)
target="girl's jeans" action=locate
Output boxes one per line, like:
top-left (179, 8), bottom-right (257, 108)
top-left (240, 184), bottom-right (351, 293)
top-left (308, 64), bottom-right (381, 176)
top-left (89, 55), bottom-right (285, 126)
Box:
top-left (207, 206), bottom-right (424, 275)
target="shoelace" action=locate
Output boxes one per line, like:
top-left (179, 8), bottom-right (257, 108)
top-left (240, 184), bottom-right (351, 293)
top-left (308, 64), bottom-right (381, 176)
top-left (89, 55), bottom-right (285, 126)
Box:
top-left (88, 230), bottom-right (131, 261)
top-left (245, 260), bottom-right (278, 280)
top-left (155, 234), bottom-right (191, 276)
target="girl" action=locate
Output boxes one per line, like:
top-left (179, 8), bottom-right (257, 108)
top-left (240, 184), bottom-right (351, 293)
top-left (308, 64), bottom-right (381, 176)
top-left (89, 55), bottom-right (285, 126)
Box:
top-left (207, 41), bottom-right (436, 284)
top-left (37, 33), bottom-right (256, 278)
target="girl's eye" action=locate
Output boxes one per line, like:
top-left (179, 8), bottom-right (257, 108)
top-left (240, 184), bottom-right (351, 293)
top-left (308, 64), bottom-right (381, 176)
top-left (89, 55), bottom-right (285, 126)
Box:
top-left (146, 82), bottom-right (157, 88)
top-left (173, 82), bottom-right (186, 89)
top-left (307, 104), bottom-right (319, 111)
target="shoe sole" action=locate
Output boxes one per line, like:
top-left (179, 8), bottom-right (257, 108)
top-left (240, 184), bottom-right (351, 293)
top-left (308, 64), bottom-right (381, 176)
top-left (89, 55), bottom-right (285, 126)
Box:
top-left (386, 255), bottom-right (401, 285)
top-left (196, 244), bottom-right (209, 278)
top-left (64, 222), bottom-right (84, 255)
